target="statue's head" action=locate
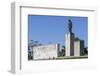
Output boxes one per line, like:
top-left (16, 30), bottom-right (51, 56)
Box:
top-left (68, 19), bottom-right (72, 25)
top-left (68, 19), bottom-right (71, 22)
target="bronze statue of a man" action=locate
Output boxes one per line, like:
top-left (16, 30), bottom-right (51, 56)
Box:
top-left (67, 19), bottom-right (72, 33)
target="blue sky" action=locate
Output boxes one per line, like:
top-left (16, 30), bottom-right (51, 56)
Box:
top-left (28, 15), bottom-right (88, 47)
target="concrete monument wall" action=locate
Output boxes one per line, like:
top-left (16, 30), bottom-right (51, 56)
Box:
top-left (32, 44), bottom-right (60, 60)
top-left (74, 40), bottom-right (84, 56)
top-left (74, 40), bottom-right (80, 56)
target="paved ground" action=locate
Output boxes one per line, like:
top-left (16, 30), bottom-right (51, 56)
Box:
top-left (31, 55), bottom-right (88, 61)
top-left (55, 56), bottom-right (88, 60)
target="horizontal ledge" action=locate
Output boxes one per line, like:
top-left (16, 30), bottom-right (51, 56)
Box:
top-left (20, 6), bottom-right (94, 12)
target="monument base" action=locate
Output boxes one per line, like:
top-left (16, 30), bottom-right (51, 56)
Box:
top-left (65, 32), bottom-right (74, 56)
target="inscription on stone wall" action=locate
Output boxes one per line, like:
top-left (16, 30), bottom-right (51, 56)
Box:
top-left (33, 44), bottom-right (59, 60)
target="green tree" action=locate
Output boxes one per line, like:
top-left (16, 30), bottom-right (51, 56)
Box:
top-left (84, 47), bottom-right (88, 55)
top-left (74, 36), bottom-right (80, 41)
top-left (59, 45), bottom-right (65, 57)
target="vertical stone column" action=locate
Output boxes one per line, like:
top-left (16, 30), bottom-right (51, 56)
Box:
top-left (74, 40), bottom-right (80, 56)
top-left (65, 32), bottom-right (74, 56)
top-left (74, 40), bottom-right (84, 56)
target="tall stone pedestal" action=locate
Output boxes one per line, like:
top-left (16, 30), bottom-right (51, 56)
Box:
top-left (65, 32), bottom-right (74, 56)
